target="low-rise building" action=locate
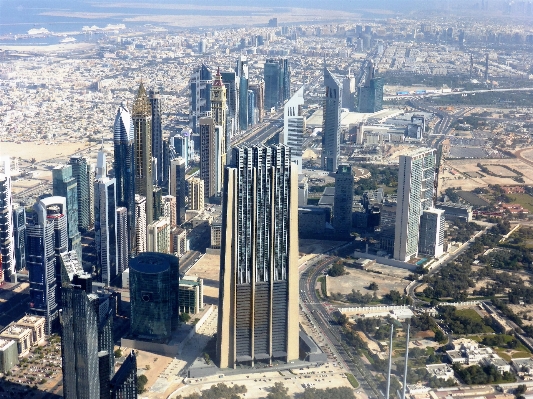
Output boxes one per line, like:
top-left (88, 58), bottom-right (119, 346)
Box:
top-left (446, 338), bottom-right (509, 371)
top-left (178, 276), bottom-right (204, 314)
top-left (15, 315), bottom-right (45, 346)
top-left (435, 201), bottom-right (473, 222)
top-left (512, 358), bottom-right (533, 377)
top-left (0, 325), bottom-right (32, 357)
top-left (426, 363), bottom-right (454, 380)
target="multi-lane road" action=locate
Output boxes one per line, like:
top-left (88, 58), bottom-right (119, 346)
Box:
top-left (299, 255), bottom-right (383, 399)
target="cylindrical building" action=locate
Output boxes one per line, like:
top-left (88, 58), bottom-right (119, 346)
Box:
top-left (129, 252), bottom-right (179, 341)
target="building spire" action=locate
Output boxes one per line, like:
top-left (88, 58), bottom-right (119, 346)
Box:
top-left (132, 81), bottom-right (151, 116)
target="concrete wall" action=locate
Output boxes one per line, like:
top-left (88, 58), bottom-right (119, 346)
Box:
top-left (120, 338), bottom-right (179, 356)
top-left (352, 251), bottom-right (419, 271)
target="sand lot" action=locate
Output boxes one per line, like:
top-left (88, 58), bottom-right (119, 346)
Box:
top-left (185, 254), bottom-right (221, 305)
top-left (327, 266), bottom-right (409, 299)
top-left (0, 141), bottom-right (91, 162)
top-left (170, 364), bottom-right (358, 399)
top-left (441, 158), bottom-right (533, 191)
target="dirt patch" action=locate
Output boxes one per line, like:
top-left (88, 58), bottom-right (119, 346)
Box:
top-left (414, 330), bottom-right (435, 339)
top-left (185, 254), bottom-right (221, 305)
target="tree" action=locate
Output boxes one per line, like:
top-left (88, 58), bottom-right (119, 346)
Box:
top-left (180, 312), bottom-right (191, 323)
top-left (515, 384), bottom-right (527, 396)
top-left (369, 282), bottom-right (379, 291)
top-left (114, 348), bottom-right (122, 358)
top-left (137, 374), bottom-right (148, 393)
top-left (434, 330), bottom-right (446, 343)
top-left (266, 382), bottom-right (290, 399)
top-left (328, 263), bottom-right (346, 277)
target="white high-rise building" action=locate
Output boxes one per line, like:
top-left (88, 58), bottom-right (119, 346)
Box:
top-left (188, 177), bottom-right (204, 211)
top-left (282, 86), bottom-right (305, 173)
top-left (147, 218), bottom-right (170, 254)
top-left (0, 157), bottom-right (15, 282)
top-left (394, 148), bottom-right (436, 261)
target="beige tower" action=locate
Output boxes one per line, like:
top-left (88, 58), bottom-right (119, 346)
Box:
top-left (211, 68), bottom-right (227, 184)
top-left (132, 83), bottom-right (154, 226)
top-left (217, 144), bottom-right (299, 369)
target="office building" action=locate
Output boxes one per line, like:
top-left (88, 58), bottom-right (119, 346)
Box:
top-left (179, 276), bottom-right (203, 314)
top-left (188, 177), bottom-right (204, 211)
top-left (249, 81), bottom-right (265, 123)
top-left (394, 148), bottom-right (436, 261)
top-left (264, 58), bottom-right (290, 110)
top-left (12, 204), bottom-right (26, 271)
top-left (0, 157), bottom-right (14, 282)
top-left (356, 61), bottom-right (383, 113)
top-left (134, 195), bottom-right (147, 255)
top-left (342, 70), bottom-right (356, 111)
top-left (129, 252), bottom-right (179, 341)
top-left (162, 195), bottom-right (177, 226)
top-left (94, 151), bottom-right (118, 286)
top-left (189, 64), bottom-right (212, 134)
top-left (116, 207), bottom-right (128, 275)
top-left (171, 131), bottom-right (191, 169)
top-left (110, 351), bottom-right (137, 399)
top-left (321, 68), bottom-right (342, 172)
top-left (210, 218), bottom-right (222, 249)
top-left (0, 325), bottom-right (32, 357)
top-left (199, 117), bottom-right (217, 198)
top-left (170, 227), bottom-right (187, 258)
top-left (333, 165), bottom-right (354, 238)
top-left (282, 86), bottom-right (305, 173)
top-left (211, 69), bottom-right (228, 179)
top-left (217, 145), bottom-right (299, 368)
top-left (248, 90), bottom-right (255, 126)
top-left (52, 165), bottom-right (82, 262)
top-left (88, 164), bottom-right (95, 229)
top-left (60, 251), bottom-right (116, 399)
top-left (147, 218), bottom-right (170, 254)
top-left (133, 83), bottom-right (154, 227)
top-left (69, 156), bottom-right (90, 231)
top-left (236, 56), bottom-right (249, 130)
top-left (170, 158), bottom-right (186, 225)
top-left (149, 90), bottom-right (164, 188)
top-left (113, 103), bottom-right (136, 257)
top-left (220, 70), bottom-right (239, 136)
top-left (0, 338), bottom-right (18, 373)
top-left (418, 208), bottom-right (445, 257)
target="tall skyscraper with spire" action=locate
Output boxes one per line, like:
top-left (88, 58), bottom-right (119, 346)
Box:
top-left (0, 157), bottom-right (15, 282)
top-left (113, 103), bottom-right (135, 257)
top-left (217, 145), bottom-right (299, 369)
top-left (321, 67), bottom-right (342, 172)
top-left (132, 83), bottom-right (154, 227)
top-left (236, 56), bottom-right (249, 131)
top-left (189, 64), bottom-right (213, 134)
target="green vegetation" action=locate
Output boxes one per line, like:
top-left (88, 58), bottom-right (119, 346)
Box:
top-left (328, 262), bottom-right (346, 277)
top-left (317, 276), bottom-right (327, 297)
top-left (266, 382), bottom-right (290, 399)
top-left (369, 282), bottom-right (379, 291)
top-left (137, 375), bottom-right (148, 394)
top-left (437, 306), bottom-right (494, 334)
top-left (176, 383), bottom-right (247, 399)
top-left (346, 289), bottom-right (375, 305)
top-left (453, 363), bottom-right (515, 384)
top-left (506, 194), bottom-right (533, 213)
top-left (383, 290), bottom-right (412, 305)
top-left (180, 312), bottom-right (191, 323)
top-left (346, 373), bottom-right (359, 388)
top-left (113, 349), bottom-right (122, 358)
top-left (301, 386), bottom-right (355, 399)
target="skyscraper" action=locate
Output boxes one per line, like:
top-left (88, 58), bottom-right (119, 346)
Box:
top-left (113, 103), bottom-right (136, 258)
top-left (188, 177), bottom-right (204, 211)
top-left (394, 148), bottom-right (437, 261)
top-left (170, 158), bottom-right (186, 225)
top-left (333, 164), bottom-right (354, 238)
top-left (116, 207), bottom-right (128, 275)
top-left (249, 81), bottom-right (265, 123)
top-left (149, 89), bottom-right (164, 188)
top-left (133, 83), bottom-right (154, 227)
top-left (189, 64), bottom-right (212, 134)
top-left (264, 59), bottom-right (283, 110)
top-left (69, 156), bottom-right (90, 231)
top-left (12, 204), bottom-right (26, 272)
top-left (0, 157), bottom-right (14, 282)
top-left (129, 252), bottom-right (179, 341)
top-left (236, 56), bottom-right (249, 131)
top-left (162, 195), bottom-right (177, 227)
top-left (321, 67), bottom-right (342, 172)
top-left (282, 86), bottom-right (305, 173)
top-left (134, 195), bottom-right (147, 255)
top-left (220, 70), bottom-right (239, 136)
top-left (52, 164), bottom-right (82, 261)
top-left (110, 351), bottom-right (137, 399)
top-left (147, 218), bottom-right (170, 254)
top-left (342, 70), bottom-right (356, 111)
top-left (211, 69), bottom-right (228, 175)
top-left (94, 150), bottom-right (118, 286)
top-left (217, 144), bottom-right (299, 369)
top-left (27, 197), bottom-right (68, 333)
top-left (418, 208), bottom-right (445, 257)
top-left (356, 61), bottom-right (383, 113)
top-left (199, 117), bottom-right (217, 198)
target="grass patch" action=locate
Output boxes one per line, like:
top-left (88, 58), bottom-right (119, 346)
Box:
top-left (346, 373), bottom-right (359, 388)
top-left (317, 276), bottom-right (327, 297)
top-left (496, 350), bottom-right (512, 362)
top-left (512, 351), bottom-right (532, 358)
top-left (508, 194), bottom-right (533, 213)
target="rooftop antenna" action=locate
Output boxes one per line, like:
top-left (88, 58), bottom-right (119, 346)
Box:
top-left (385, 324), bottom-right (394, 399)
top-left (402, 322), bottom-right (410, 399)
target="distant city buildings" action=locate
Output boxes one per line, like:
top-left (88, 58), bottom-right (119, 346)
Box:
top-left (356, 60), bottom-right (383, 113)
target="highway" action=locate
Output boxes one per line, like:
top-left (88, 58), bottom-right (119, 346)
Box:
top-left (299, 255), bottom-right (383, 399)
top-left (232, 112), bottom-right (284, 147)
top-left (385, 86), bottom-right (533, 101)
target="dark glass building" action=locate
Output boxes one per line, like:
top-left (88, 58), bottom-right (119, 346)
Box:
top-left (321, 67), bottom-right (342, 172)
top-left (333, 164), bottom-right (354, 238)
top-left (12, 205), bottom-right (26, 271)
top-left (110, 351), bottom-right (137, 399)
top-left (189, 64), bottom-right (212, 134)
top-left (170, 158), bottom-right (186, 225)
top-left (69, 155), bottom-right (90, 231)
top-left (263, 58), bottom-right (291, 110)
top-left (129, 252), bottom-right (179, 341)
top-left (149, 89), bottom-right (164, 189)
top-left (113, 103), bottom-right (136, 258)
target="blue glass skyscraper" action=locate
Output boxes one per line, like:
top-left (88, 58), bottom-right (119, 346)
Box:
top-left (69, 156), bottom-right (90, 231)
top-left (113, 103), bottom-right (135, 258)
top-left (189, 64), bottom-right (212, 134)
